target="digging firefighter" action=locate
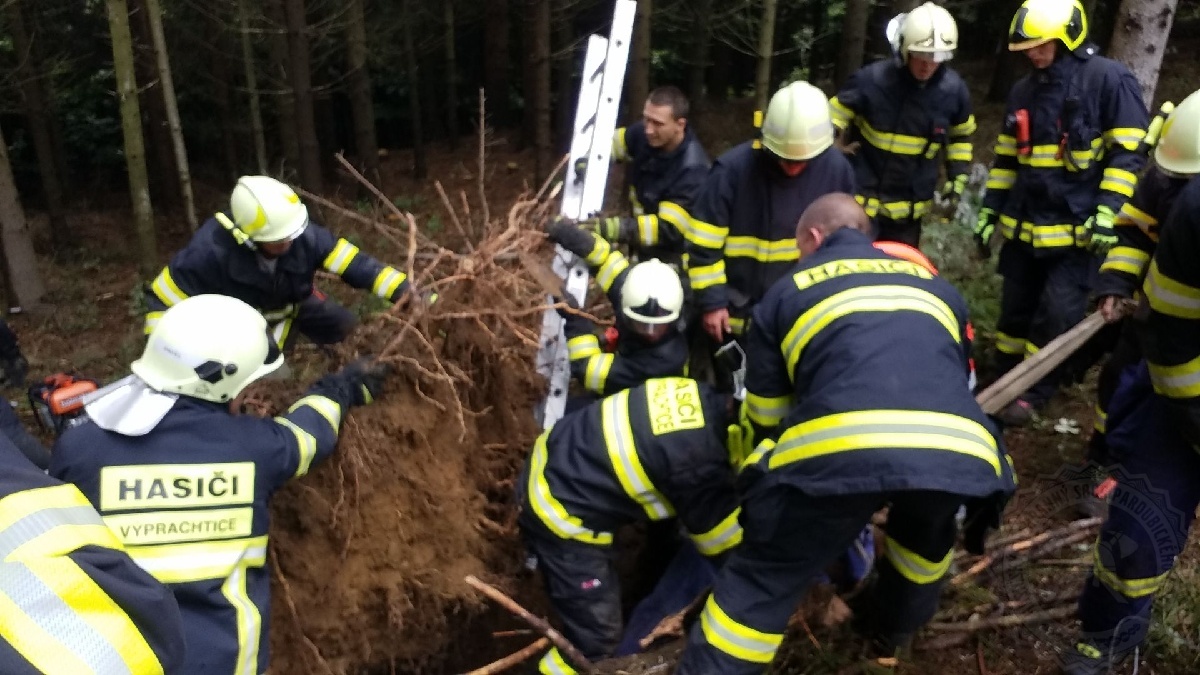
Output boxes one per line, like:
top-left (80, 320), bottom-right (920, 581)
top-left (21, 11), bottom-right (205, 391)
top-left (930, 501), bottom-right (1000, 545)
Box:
top-left (0, 431), bottom-right (185, 674)
top-left (516, 376), bottom-right (743, 674)
top-left (582, 86), bottom-right (710, 266)
top-left (548, 220), bottom-right (688, 403)
top-left (1058, 170), bottom-right (1200, 674)
top-left (0, 318), bottom-right (50, 468)
top-left (49, 294), bottom-right (392, 675)
top-left (830, 2), bottom-right (975, 248)
top-left (685, 81), bottom-right (855, 356)
top-left (145, 175), bottom-right (418, 349)
top-left (976, 0), bottom-right (1149, 427)
top-left (675, 194), bottom-right (1016, 675)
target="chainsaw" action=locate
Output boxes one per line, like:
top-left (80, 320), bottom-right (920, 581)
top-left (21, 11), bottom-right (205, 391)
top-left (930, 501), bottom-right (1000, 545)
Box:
top-left (28, 373), bottom-right (99, 436)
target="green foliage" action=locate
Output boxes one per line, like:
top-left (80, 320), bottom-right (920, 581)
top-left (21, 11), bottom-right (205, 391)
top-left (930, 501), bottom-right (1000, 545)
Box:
top-left (1148, 563), bottom-right (1200, 672)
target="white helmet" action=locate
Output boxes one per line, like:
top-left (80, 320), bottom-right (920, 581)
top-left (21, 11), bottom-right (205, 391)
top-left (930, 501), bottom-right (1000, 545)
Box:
top-left (621, 259), bottom-right (683, 325)
top-left (896, 2), bottom-right (958, 63)
top-left (132, 295), bottom-right (283, 403)
top-left (1155, 90), bottom-right (1200, 176)
top-left (761, 81), bottom-right (834, 161)
top-left (230, 175), bottom-right (310, 243)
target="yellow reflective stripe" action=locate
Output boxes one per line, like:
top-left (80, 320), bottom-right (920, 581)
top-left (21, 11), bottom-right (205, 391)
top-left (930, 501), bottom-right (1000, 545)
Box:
top-left (0, 485), bottom-right (122, 561)
top-left (150, 268), bottom-right (188, 307)
top-left (1093, 544), bottom-right (1167, 598)
top-left (690, 507), bottom-right (743, 557)
top-left (739, 439), bottom-right (774, 473)
top-left (659, 201), bottom-right (689, 238)
top-left (994, 134), bottom-right (1017, 157)
top-left (144, 311), bottom-right (163, 335)
top-left (1104, 127), bottom-right (1146, 151)
top-left (946, 142), bottom-right (972, 163)
top-left (686, 217), bottom-right (728, 249)
top-left (768, 410), bottom-right (1001, 475)
top-left (1094, 403), bottom-right (1107, 434)
top-left (725, 236), bottom-right (798, 263)
top-left (322, 239), bottom-right (360, 274)
top-left (1100, 168), bottom-right (1138, 198)
top-left (857, 196), bottom-right (931, 221)
top-left (527, 431), bottom-right (614, 545)
top-left (884, 536), bottom-right (951, 584)
top-left (220, 553), bottom-right (261, 675)
top-left (745, 392), bottom-right (791, 427)
top-left (288, 395), bottom-right (343, 433)
top-left (583, 354), bottom-right (616, 394)
top-left (567, 334), bottom-right (601, 360)
top-left (1116, 203), bottom-right (1157, 233)
top-left (698, 594), bottom-right (782, 664)
top-left (998, 215), bottom-right (1076, 248)
top-left (829, 96), bottom-right (854, 129)
top-left (728, 316), bottom-right (748, 335)
top-left (1148, 355), bottom-right (1200, 400)
top-left (855, 119), bottom-right (929, 155)
top-left (612, 127), bottom-right (629, 162)
top-left (950, 115), bottom-right (977, 137)
top-left (595, 250), bottom-right (630, 292)
top-left (688, 260), bottom-right (726, 291)
top-left (126, 536), bottom-right (268, 584)
top-left (1018, 144), bottom-right (1067, 168)
top-left (628, 187), bottom-right (645, 215)
top-left (1099, 246), bottom-right (1150, 276)
top-left (986, 168), bottom-right (1016, 191)
top-left (995, 331), bottom-right (1025, 356)
top-left (371, 267), bottom-right (407, 299)
top-left (1144, 259), bottom-right (1200, 319)
top-left (637, 214), bottom-right (659, 246)
top-left (781, 285), bottom-right (959, 375)
top-left (274, 417), bottom-right (318, 477)
top-left (584, 237), bottom-right (611, 266)
top-left (602, 391), bottom-right (675, 520)
top-left (539, 647), bottom-right (578, 674)
top-left (1025, 340), bottom-right (1040, 357)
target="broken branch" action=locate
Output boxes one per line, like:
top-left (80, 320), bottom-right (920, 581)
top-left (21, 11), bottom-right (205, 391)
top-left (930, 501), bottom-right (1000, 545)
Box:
top-left (464, 575), bottom-right (594, 673)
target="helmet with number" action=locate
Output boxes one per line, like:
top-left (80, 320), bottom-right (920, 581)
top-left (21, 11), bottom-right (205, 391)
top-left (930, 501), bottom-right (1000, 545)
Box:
top-left (621, 259), bottom-right (683, 332)
top-left (133, 295), bottom-right (283, 403)
top-left (761, 81), bottom-right (834, 161)
top-left (1155, 90), bottom-right (1200, 176)
top-left (897, 2), bottom-right (958, 63)
top-left (230, 175), bottom-right (310, 243)
top-left (1008, 0), bottom-right (1088, 52)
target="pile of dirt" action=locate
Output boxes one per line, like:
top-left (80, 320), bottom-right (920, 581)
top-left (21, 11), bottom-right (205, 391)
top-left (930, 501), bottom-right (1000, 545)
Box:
top-left (262, 197), bottom-right (561, 673)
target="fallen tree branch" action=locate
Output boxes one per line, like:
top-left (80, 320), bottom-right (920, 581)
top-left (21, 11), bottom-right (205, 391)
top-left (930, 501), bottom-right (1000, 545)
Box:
top-left (464, 575), bottom-right (595, 673)
top-left (460, 637), bottom-right (550, 675)
top-left (952, 517), bottom-right (1101, 586)
top-left (926, 605), bottom-right (1076, 632)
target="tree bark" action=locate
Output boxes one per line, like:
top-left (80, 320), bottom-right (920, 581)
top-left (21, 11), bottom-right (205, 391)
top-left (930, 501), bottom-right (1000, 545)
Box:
top-left (209, 18), bottom-right (240, 184)
top-left (835, 0), bottom-right (871, 87)
top-left (4, 0), bottom-right (70, 251)
top-left (264, 0), bottom-right (300, 176)
top-left (346, 0), bottom-right (380, 180)
top-left (0, 126), bottom-right (46, 309)
top-left (554, 0), bottom-right (575, 147)
top-left (686, 0), bottom-right (713, 117)
top-left (754, 0), bottom-right (778, 113)
top-left (444, 0), bottom-right (459, 149)
top-left (239, 0), bottom-right (268, 175)
top-left (627, 0), bottom-right (652, 122)
top-left (144, 0), bottom-right (197, 230)
top-left (483, 0), bottom-right (511, 127)
top-left (401, 0), bottom-right (427, 179)
top-left (528, 0), bottom-right (552, 178)
top-left (283, 0), bottom-right (322, 192)
top-left (1106, 0), bottom-right (1177, 106)
top-left (105, 0), bottom-right (157, 278)
top-left (129, 0), bottom-right (179, 209)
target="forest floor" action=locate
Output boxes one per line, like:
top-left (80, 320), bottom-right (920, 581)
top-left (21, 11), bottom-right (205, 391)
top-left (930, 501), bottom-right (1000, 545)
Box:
top-left (10, 47), bottom-right (1200, 675)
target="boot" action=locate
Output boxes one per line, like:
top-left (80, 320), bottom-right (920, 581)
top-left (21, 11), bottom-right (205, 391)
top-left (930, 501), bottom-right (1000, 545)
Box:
top-left (996, 398), bottom-right (1035, 427)
top-left (1059, 640), bottom-right (1133, 675)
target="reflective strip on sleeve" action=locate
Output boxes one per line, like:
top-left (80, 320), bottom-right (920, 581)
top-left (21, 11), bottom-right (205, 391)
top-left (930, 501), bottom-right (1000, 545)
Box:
top-left (993, 134), bottom-right (1017, 157)
top-left (322, 239), bottom-right (361, 274)
top-left (950, 115), bottom-right (977, 137)
top-left (829, 96), bottom-right (854, 129)
top-left (526, 431), bottom-right (614, 545)
top-left (144, 311), bottom-right (163, 335)
top-left (584, 354), bottom-right (616, 394)
top-left (371, 267), bottom-right (408, 300)
top-left (1116, 203), bottom-right (1158, 237)
top-left (745, 392), bottom-right (791, 428)
top-left (698, 594), bottom-right (783, 664)
top-left (767, 410), bottom-right (1001, 476)
top-left (288, 395), bottom-right (344, 433)
top-left (538, 647), bottom-right (578, 674)
top-left (602, 391), bottom-right (675, 520)
top-left (1094, 403), bottom-right (1107, 434)
top-left (946, 142), bottom-right (972, 163)
top-left (150, 268), bottom-right (188, 307)
top-left (728, 316), bottom-right (748, 336)
top-left (585, 238), bottom-right (612, 267)
top-left (1148, 355), bottom-right (1200, 400)
top-left (1092, 543), bottom-right (1168, 598)
top-left (724, 236), bottom-right (799, 263)
top-left (567, 334), bottom-right (602, 361)
top-left (659, 201), bottom-right (690, 240)
top-left (1104, 127), bottom-right (1146, 151)
top-left (854, 119), bottom-right (929, 155)
top-left (274, 417), bottom-right (319, 477)
top-left (998, 216), bottom-right (1076, 248)
top-left (1099, 246), bottom-right (1151, 277)
top-left (124, 536), bottom-right (268, 584)
top-left (1144, 259), bottom-right (1200, 319)
top-left (1024, 340), bottom-right (1040, 357)
top-left (884, 535), bottom-right (952, 584)
top-left (686, 217), bottom-right (729, 250)
top-left (637, 214), bottom-right (660, 247)
top-left (0, 484), bottom-right (121, 560)
top-left (994, 331), bottom-right (1026, 356)
top-left (690, 507), bottom-right (743, 557)
top-left (985, 168), bottom-right (1017, 191)
top-left (1100, 167), bottom-right (1138, 198)
top-left (688, 260), bottom-right (727, 291)
top-left (612, 128), bottom-right (629, 162)
top-left (595, 251), bottom-right (630, 292)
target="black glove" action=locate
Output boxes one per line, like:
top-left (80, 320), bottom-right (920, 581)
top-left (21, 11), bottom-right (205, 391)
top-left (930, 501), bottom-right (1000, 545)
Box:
top-left (961, 493), bottom-right (1008, 555)
top-left (555, 286), bottom-right (581, 319)
top-left (0, 355), bottom-right (28, 388)
top-left (339, 358), bottom-right (394, 406)
top-left (547, 219), bottom-right (599, 258)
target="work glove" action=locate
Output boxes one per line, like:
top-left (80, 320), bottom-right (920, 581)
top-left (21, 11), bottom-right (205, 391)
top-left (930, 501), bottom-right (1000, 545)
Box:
top-left (961, 493), bottom-right (1009, 555)
top-left (339, 358), bottom-right (394, 406)
top-left (1080, 205), bottom-right (1117, 256)
top-left (580, 216), bottom-right (627, 242)
top-left (941, 173), bottom-right (969, 200)
top-left (973, 207), bottom-right (998, 260)
top-left (554, 285), bottom-right (581, 319)
top-left (547, 218), bottom-right (600, 258)
top-left (0, 355), bottom-right (28, 388)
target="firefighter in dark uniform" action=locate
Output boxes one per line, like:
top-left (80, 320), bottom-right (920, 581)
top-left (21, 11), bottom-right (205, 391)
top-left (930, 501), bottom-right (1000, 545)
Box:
top-left (686, 80), bottom-right (856, 345)
top-left (975, 0), bottom-right (1148, 426)
top-left (517, 376), bottom-right (743, 674)
top-left (831, 2), bottom-right (975, 248)
top-left (0, 433), bottom-right (185, 675)
top-left (676, 194), bottom-right (1015, 675)
top-left (49, 294), bottom-right (390, 675)
top-left (548, 221), bottom-right (688, 399)
top-left (145, 175), bottom-right (416, 349)
top-left (586, 86), bottom-right (710, 265)
top-left (1059, 173), bottom-right (1200, 674)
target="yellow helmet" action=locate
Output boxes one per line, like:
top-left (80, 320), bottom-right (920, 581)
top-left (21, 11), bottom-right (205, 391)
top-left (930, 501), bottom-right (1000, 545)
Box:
top-left (1008, 0), bottom-right (1088, 52)
top-left (761, 81), bottom-right (834, 161)
top-left (898, 2), bottom-right (958, 63)
top-left (230, 175), bottom-right (310, 243)
top-left (1155, 90), bottom-right (1200, 176)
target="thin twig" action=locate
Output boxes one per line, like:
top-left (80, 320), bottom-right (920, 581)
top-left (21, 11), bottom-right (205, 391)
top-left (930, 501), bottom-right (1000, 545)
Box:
top-left (926, 605), bottom-right (1076, 632)
top-left (464, 575), bottom-right (595, 673)
top-left (477, 88), bottom-right (490, 235)
top-left (434, 180), bottom-right (474, 252)
top-left (459, 638), bottom-right (550, 675)
top-left (952, 518), bottom-right (1101, 586)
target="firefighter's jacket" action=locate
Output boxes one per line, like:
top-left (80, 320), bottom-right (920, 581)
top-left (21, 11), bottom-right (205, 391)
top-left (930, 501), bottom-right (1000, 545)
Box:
top-left (48, 377), bottom-right (353, 675)
top-left (1138, 175), bottom-right (1200, 409)
top-left (982, 48), bottom-right (1148, 254)
top-left (830, 60), bottom-right (975, 221)
top-left (146, 215), bottom-right (409, 337)
top-left (1095, 166), bottom-right (1188, 299)
top-left (740, 227), bottom-right (1015, 499)
top-left (0, 436), bottom-right (184, 675)
top-left (685, 143), bottom-right (856, 325)
top-left (564, 235), bottom-right (688, 395)
top-left (613, 122), bottom-right (711, 260)
top-left (520, 377), bottom-right (742, 558)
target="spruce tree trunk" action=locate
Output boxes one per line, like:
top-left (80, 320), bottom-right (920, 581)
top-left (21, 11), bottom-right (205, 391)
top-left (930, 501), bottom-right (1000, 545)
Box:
top-left (283, 0), bottom-right (323, 192)
top-left (627, 0), bottom-right (652, 122)
top-left (554, 0), bottom-right (574, 146)
top-left (1107, 0), bottom-right (1177, 106)
top-left (836, 0), bottom-right (871, 87)
top-left (265, 0), bottom-right (300, 176)
top-left (483, 0), bottom-right (511, 127)
top-left (443, 0), bottom-right (459, 149)
top-left (4, 0), bottom-right (70, 251)
top-left (239, 0), bottom-right (269, 175)
top-left (129, 0), bottom-right (179, 209)
top-left (686, 0), bottom-right (713, 117)
top-left (144, 0), bottom-right (197, 230)
top-left (531, 0), bottom-right (552, 179)
top-left (346, 0), bottom-right (380, 179)
top-left (401, 0), bottom-right (427, 179)
top-left (209, 18), bottom-right (240, 183)
top-left (754, 0), bottom-right (778, 113)
top-left (106, 0), bottom-right (157, 278)
top-left (0, 126), bottom-right (45, 309)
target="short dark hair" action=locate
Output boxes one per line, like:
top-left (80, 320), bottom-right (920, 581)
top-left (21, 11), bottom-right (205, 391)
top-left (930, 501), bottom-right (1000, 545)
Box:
top-left (646, 86), bottom-right (690, 120)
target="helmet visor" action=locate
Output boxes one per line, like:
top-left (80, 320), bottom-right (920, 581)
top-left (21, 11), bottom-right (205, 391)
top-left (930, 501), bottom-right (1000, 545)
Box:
top-left (625, 319), bottom-right (672, 342)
